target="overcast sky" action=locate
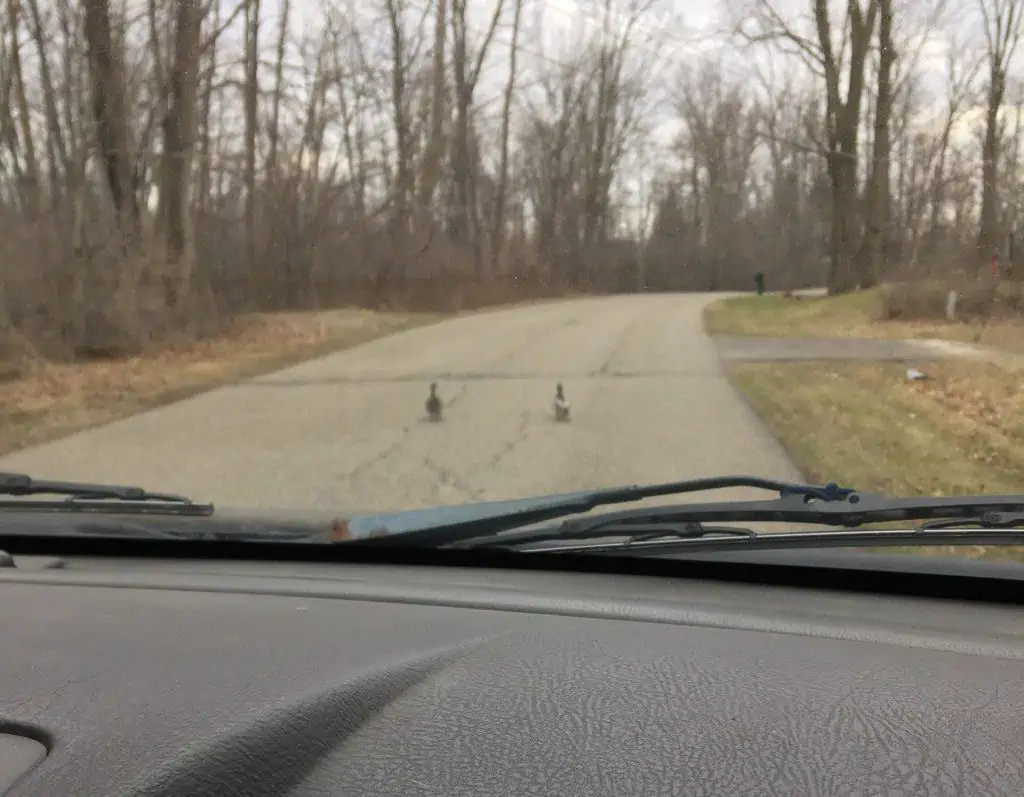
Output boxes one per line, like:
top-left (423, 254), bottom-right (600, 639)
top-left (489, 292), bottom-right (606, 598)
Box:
top-left (219, 0), bottom-right (1006, 226)
top-left (265, 0), bottom-right (983, 124)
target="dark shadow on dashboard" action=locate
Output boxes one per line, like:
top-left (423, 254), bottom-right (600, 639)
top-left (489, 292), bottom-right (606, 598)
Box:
top-left (0, 720), bottom-right (53, 752)
top-left (117, 641), bottom-right (482, 797)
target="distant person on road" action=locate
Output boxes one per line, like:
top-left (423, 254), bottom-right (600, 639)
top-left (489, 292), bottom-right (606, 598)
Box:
top-left (754, 271), bottom-right (765, 296)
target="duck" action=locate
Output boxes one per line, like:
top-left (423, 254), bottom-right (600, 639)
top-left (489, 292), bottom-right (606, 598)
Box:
top-left (425, 382), bottom-right (443, 422)
top-left (553, 382), bottom-right (570, 422)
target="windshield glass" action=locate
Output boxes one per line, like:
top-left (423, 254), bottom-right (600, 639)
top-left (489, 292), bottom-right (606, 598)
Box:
top-left (2, 0), bottom-right (1021, 562)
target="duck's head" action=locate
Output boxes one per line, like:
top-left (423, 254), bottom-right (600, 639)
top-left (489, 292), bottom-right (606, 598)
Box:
top-left (555, 382), bottom-right (564, 398)
top-left (429, 382), bottom-right (438, 395)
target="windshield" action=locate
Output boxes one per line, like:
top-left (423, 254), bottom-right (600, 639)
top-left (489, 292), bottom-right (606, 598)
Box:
top-left (1, 0), bottom-right (1021, 563)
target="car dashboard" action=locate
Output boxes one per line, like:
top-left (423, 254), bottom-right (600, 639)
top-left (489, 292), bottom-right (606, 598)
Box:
top-left (2, 553), bottom-right (1024, 796)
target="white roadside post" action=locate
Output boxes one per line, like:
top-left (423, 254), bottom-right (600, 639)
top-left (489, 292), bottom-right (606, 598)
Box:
top-left (946, 290), bottom-right (958, 322)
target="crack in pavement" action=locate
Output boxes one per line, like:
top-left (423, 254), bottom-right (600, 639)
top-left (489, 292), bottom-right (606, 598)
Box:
top-left (336, 381), bottom-right (473, 488)
top-left (481, 409), bottom-right (534, 474)
top-left (421, 455), bottom-right (486, 502)
top-left (383, 330), bottom-right (560, 497)
top-left (438, 382), bottom-right (471, 412)
top-left (265, 312), bottom-right (615, 502)
top-left (322, 319), bottom-right (545, 492)
top-left (338, 424), bottom-right (413, 486)
top-left (275, 316), bottom-right (642, 501)
top-left (592, 315), bottom-right (644, 376)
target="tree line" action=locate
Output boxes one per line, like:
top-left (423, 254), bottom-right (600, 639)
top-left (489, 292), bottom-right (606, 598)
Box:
top-left (1, 0), bottom-right (1021, 358)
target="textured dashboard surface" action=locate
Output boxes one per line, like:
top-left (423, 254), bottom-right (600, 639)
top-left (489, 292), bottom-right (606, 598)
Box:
top-left (2, 558), bottom-right (1024, 797)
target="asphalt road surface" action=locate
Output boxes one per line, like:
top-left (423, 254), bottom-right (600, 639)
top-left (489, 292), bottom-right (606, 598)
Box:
top-left (0, 294), bottom-right (803, 515)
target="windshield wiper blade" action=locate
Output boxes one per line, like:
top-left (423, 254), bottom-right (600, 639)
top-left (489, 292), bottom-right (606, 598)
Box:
top-left (72, 524), bottom-right (320, 542)
top-left (458, 495), bottom-right (1024, 551)
top-left (347, 476), bottom-right (855, 545)
top-left (517, 522), bottom-right (1024, 556)
top-left (0, 520), bottom-right (323, 543)
top-left (0, 472), bottom-right (214, 516)
top-left (0, 471), bottom-right (193, 502)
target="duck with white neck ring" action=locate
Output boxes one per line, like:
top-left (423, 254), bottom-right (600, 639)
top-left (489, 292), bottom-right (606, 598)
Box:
top-left (553, 382), bottom-right (571, 422)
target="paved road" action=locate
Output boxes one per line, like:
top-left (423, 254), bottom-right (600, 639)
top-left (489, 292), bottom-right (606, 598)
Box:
top-left (0, 294), bottom-right (803, 514)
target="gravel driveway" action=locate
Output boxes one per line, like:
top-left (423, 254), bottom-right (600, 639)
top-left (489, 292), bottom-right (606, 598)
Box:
top-left (0, 294), bottom-right (803, 513)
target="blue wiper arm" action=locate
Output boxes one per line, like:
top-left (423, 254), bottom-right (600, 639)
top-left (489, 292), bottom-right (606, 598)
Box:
top-left (345, 476), bottom-right (855, 546)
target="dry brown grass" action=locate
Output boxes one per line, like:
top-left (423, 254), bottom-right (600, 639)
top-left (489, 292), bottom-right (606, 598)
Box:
top-left (730, 359), bottom-right (1024, 562)
top-left (0, 309), bottom-right (443, 457)
top-left (705, 289), bottom-right (1024, 352)
top-left (878, 278), bottom-right (1024, 323)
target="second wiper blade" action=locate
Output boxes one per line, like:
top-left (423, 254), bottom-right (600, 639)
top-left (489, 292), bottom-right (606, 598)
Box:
top-left (0, 472), bottom-right (213, 516)
top-left (463, 493), bottom-right (1024, 550)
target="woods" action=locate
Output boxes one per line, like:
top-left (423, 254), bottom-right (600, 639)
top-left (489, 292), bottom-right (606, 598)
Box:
top-left (2, 0), bottom-right (1023, 361)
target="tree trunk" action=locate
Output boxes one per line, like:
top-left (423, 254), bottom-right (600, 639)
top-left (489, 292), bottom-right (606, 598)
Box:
top-left (82, 0), bottom-right (138, 236)
top-left (860, 0), bottom-right (893, 288)
top-left (159, 0), bottom-right (203, 304)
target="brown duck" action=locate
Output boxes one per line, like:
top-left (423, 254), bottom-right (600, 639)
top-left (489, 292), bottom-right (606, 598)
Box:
top-left (425, 382), bottom-right (443, 422)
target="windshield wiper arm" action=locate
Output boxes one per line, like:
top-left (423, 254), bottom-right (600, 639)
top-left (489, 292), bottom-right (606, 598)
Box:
top-left (0, 472), bottom-right (213, 516)
top-left (348, 476), bottom-right (855, 545)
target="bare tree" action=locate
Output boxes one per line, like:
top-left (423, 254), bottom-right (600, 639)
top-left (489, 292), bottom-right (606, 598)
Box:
top-left (676, 61), bottom-right (760, 290)
top-left (448, 0), bottom-right (504, 273)
top-left (977, 0), bottom-right (1024, 268)
top-left (490, 0), bottom-right (523, 269)
top-left (243, 0), bottom-right (260, 273)
top-left (740, 0), bottom-right (882, 293)
top-left (158, 0), bottom-right (204, 299)
top-left (415, 0), bottom-right (448, 214)
top-left (919, 32), bottom-right (983, 267)
top-left (82, 0), bottom-right (138, 234)
top-left (13, 0), bottom-right (1024, 363)
top-left (861, 0), bottom-right (895, 288)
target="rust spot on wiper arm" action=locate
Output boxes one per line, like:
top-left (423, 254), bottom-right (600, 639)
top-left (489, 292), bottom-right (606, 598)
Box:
top-left (329, 518), bottom-right (352, 541)
top-left (330, 518), bottom-right (395, 542)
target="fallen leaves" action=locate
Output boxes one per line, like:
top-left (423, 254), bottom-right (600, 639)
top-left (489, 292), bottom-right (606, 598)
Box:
top-left (910, 364), bottom-right (1020, 431)
top-left (0, 309), bottom-right (439, 457)
top-left (730, 359), bottom-right (1024, 560)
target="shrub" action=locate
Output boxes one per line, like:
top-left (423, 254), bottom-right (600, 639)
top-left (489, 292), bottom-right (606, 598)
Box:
top-left (878, 278), bottom-right (1024, 322)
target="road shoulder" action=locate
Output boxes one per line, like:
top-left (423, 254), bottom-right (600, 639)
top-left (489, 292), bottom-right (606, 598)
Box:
top-left (0, 309), bottom-right (445, 458)
top-left (705, 292), bottom-right (1024, 562)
